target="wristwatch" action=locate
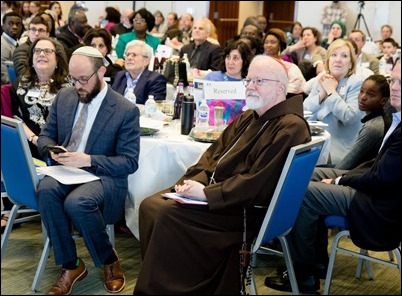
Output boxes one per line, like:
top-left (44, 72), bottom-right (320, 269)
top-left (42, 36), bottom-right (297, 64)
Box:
top-left (28, 135), bottom-right (36, 142)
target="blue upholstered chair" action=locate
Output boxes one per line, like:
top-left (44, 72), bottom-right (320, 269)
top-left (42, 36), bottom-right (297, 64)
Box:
top-left (247, 138), bottom-right (325, 295)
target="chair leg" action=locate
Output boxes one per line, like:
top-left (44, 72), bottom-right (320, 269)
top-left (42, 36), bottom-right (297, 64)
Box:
top-left (323, 230), bottom-right (348, 295)
top-left (1, 204), bottom-right (21, 261)
top-left (279, 236), bottom-right (300, 295)
top-left (31, 235), bottom-right (51, 292)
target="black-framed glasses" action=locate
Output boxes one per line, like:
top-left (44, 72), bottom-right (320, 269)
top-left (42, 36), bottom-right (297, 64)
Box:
top-left (33, 48), bottom-right (55, 55)
top-left (69, 70), bottom-right (98, 85)
top-left (29, 27), bottom-right (47, 34)
top-left (243, 77), bottom-right (280, 86)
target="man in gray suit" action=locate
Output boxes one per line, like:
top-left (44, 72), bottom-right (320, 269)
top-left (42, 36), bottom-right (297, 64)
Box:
top-left (37, 46), bottom-right (140, 295)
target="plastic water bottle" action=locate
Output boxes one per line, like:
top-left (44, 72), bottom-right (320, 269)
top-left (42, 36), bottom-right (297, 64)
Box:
top-left (145, 95), bottom-right (157, 117)
top-left (182, 53), bottom-right (191, 74)
top-left (124, 88), bottom-right (136, 105)
top-left (196, 99), bottom-right (210, 131)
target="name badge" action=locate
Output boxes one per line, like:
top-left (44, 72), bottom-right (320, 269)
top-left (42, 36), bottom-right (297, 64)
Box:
top-left (26, 89), bottom-right (41, 97)
top-left (361, 62), bottom-right (370, 68)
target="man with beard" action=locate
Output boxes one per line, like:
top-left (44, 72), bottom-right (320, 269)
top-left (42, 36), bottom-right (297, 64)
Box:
top-left (36, 46), bottom-right (140, 295)
top-left (133, 55), bottom-right (312, 294)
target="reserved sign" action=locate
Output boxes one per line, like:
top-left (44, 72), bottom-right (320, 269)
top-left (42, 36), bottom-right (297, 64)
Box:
top-left (202, 81), bottom-right (245, 100)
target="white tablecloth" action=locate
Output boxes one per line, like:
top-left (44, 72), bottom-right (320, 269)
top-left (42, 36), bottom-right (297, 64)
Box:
top-left (125, 121), bottom-right (210, 239)
top-left (125, 122), bottom-right (331, 240)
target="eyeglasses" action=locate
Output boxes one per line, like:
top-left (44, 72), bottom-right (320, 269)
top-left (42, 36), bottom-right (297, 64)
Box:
top-left (388, 77), bottom-right (401, 87)
top-left (133, 18), bottom-right (146, 23)
top-left (124, 52), bottom-right (148, 59)
top-left (29, 27), bottom-right (47, 34)
top-left (33, 48), bottom-right (55, 55)
top-left (69, 70), bottom-right (98, 85)
top-left (243, 77), bottom-right (279, 86)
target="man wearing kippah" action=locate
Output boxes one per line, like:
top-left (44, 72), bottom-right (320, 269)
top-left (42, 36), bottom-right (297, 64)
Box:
top-left (36, 46), bottom-right (140, 295)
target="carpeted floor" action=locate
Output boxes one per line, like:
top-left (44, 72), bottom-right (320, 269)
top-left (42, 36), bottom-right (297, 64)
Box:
top-left (1, 218), bottom-right (400, 295)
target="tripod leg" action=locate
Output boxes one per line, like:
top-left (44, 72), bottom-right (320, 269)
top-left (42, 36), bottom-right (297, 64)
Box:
top-left (354, 14), bottom-right (361, 30)
top-left (360, 14), bottom-right (371, 39)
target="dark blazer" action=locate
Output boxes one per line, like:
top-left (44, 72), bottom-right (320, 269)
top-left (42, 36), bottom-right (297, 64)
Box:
top-left (56, 27), bottom-right (84, 60)
top-left (112, 68), bottom-right (167, 104)
top-left (37, 85), bottom-right (140, 224)
top-left (180, 40), bottom-right (223, 71)
top-left (342, 123), bottom-right (401, 251)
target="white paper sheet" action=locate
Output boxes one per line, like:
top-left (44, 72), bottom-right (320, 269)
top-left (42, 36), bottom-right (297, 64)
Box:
top-left (162, 192), bottom-right (208, 205)
top-left (36, 166), bottom-right (100, 185)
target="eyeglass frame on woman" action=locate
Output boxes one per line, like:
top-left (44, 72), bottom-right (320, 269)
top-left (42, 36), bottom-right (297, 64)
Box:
top-left (133, 18), bottom-right (146, 23)
top-left (243, 77), bottom-right (280, 86)
top-left (33, 48), bottom-right (56, 55)
top-left (69, 69), bottom-right (99, 85)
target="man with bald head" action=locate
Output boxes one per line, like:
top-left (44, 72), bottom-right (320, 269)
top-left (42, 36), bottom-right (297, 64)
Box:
top-left (36, 46), bottom-right (140, 295)
top-left (133, 55), bottom-right (311, 294)
top-left (110, 8), bottom-right (134, 37)
top-left (56, 9), bottom-right (90, 60)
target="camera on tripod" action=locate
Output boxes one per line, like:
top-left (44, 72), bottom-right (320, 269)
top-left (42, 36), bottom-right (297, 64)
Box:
top-left (358, 1), bottom-right (365, 9)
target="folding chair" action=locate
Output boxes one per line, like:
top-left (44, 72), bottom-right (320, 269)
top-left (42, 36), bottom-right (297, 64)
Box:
top-left (248, 138), bottom-right (325, 295)
top-left (1, 115), bottom-right (115, 292)
top-left (323, 215), bottom-right (401, 295)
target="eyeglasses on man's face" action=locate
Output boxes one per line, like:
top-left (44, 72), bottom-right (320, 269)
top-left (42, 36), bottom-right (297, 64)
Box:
top-left (124, 52), bottom-right (148, 59)
top-left (69, 70), bottom-right (98, 85)
top-left (29, 27), bottom-right (47, 34)
top-left (387, 77), bottom-right (401, 87)
top-left (243, 77), bottom-right (280, 86)
top-left (33, 48), bottom-right (55, 55)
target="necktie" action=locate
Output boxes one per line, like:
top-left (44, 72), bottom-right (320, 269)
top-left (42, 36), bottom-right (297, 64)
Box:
top-left (66, 104), bottom-right (89, 151)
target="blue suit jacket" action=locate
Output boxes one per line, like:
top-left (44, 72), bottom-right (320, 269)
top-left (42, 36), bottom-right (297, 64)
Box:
top-left (343, 123), bottom-right (401, 250)
top-left (38, 85), bottom-right (140, 223)
top-left (112, 68), bottom-right (167, 104)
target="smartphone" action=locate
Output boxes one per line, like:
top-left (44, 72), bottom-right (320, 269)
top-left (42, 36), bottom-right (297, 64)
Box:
top-left (49, 146), bottom-right (68, 154)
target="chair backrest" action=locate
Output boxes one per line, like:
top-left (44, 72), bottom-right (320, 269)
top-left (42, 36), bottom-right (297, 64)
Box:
top-left (5, 61), bottom-right (17, 84)
top-left (252, 138), bottom-right (324, 252)
top-left (1, 115), bottom-right (39, 210)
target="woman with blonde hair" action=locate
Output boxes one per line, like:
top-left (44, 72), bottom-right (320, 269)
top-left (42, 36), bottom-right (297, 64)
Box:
top-left (304, 39), bottom-right (365, 164)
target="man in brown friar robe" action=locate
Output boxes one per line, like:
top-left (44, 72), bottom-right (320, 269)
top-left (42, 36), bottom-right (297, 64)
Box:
top-left (133, 55), bottom-right (312, 295)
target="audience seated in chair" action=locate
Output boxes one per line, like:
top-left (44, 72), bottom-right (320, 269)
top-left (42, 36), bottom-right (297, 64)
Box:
top-left (265, 60), bottom-right (401, 294)
top-left (36, 46), bottom-right (140, 295)
top-left (133, 55), bottom-right (312, 294)
top-left (112, 40), bottom-right (167, 104)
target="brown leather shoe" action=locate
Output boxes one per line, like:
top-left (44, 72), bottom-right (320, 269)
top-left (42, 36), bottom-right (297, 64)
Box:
top-left (103, 257), bottom-right (125, 293)
top-left (48, 259), bottom-right (88, 295)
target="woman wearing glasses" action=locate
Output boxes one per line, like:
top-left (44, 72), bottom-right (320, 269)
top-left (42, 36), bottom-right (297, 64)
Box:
top-left (1, 37), bottom-right (70, 233)
top-left (114, 8), bottom-right (160, 58)
top-left (10, 37), bottom-right (70, 156)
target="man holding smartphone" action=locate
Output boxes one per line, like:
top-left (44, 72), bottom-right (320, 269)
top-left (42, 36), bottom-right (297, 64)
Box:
top-left (36, 46), bottom-right (140, 295)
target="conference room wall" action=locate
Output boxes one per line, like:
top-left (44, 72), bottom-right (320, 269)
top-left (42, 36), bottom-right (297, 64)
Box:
top-left (63, 1), bottom-right (400, 45)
